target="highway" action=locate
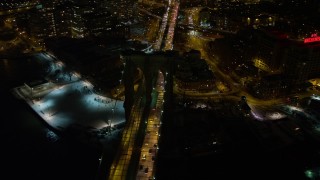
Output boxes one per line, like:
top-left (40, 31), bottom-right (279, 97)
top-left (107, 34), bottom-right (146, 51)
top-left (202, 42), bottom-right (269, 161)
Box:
top-left (153, 4), bottom-right (171, 50)
top-left (163, 1), bottom-right (179, 50)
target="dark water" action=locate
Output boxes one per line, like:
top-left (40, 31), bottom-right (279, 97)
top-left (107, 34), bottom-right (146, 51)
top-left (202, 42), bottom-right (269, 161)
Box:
top-left (0, 56), bottom-right (100, 180)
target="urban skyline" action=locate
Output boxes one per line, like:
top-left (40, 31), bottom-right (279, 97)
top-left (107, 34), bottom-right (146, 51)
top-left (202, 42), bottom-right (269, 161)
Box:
top-left (1, 0), bottom-right (320, 179)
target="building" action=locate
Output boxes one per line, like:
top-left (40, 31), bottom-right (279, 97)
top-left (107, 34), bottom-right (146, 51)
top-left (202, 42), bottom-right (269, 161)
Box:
top-left (175, 50), bottom-right (216, 92)
top-left (68, 0), bottom-right (126, 38)
top-left (252, 29), bottom-right (290, 72)
top-left (69, 0), bottom-right (91, 38)
top-left (104, 0), bottom-right (136, 22)
top-left (53, 1), bottom-right (73, 37)
top-left (85, 11), bottom-right (130, 39)
top-left (9, 0), bottom-right (72, 39)
top-left (283, 41), bottom-right (320, 86)
top-left (249, 73), bottom-right (289, 99)
top-left (28, 4), bottom-right (56, 40)
top-left (199, 7), bottom-right (215, 28)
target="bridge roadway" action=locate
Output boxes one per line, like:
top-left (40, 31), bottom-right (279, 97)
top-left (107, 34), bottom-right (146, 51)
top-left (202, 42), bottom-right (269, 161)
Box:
top-left (107, 0), bottom-right (179, 179)
top-left (136, 72), bottom-right (165, 179)
top-left (108, 93), bottom-right (144, 180)
top-left (108, 69), bottom-right (166, 180)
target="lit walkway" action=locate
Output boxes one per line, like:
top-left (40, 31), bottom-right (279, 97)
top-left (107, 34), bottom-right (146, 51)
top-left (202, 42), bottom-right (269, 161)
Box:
top-left (108, 97), bottom-right (144, 180)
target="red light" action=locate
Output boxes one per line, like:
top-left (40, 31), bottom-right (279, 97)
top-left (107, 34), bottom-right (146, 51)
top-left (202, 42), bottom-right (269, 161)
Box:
top-left (304, 34), bottom-right (320, 43)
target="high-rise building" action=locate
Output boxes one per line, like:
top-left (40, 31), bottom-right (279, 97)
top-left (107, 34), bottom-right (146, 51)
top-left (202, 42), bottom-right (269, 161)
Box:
top-left (69, 0), bottom-right (91, 38)
top-left (54, 1), bottom-right (73, 37)
top-left (69, 0), bottom-right (108, 38)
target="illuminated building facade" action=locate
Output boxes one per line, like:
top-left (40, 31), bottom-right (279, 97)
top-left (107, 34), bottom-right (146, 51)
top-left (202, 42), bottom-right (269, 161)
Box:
top-left (69, 0), bottom-right (94, 38)
top-left (253, 30), bottom-right (290, 72)
top-left (246, 15), bottom-right (275, 28)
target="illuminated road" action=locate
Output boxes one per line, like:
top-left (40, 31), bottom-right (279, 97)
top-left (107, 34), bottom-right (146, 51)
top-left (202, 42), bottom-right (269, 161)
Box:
top-left (153, 0), bottom-right (179, 51)
top-left (163, 1), bottom-right (179, 50)
top-left (108, 96), bottom-right (144, 180)
top-left (107, 1), bottom-right (177, 176)
top-left (109, 0), bottom-right (177, 177)
top-left (153, 3), bottom-right (171, 50)
top-left (136, 71), bottom-right (165, 180)
top-left (108, 70), bottom-right (166, 180)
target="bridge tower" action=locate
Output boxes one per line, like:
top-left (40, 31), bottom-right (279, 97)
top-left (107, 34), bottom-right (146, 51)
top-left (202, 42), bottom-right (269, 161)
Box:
top-left (122, 50), bottom-right (176, 121)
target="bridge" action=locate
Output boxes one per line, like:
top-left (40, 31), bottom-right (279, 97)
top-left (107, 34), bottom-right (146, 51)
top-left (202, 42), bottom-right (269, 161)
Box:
top-left (106, 0), bottom-right (180, 179)
top-left (107, 51), bottom-right (175, 180)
